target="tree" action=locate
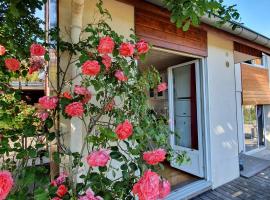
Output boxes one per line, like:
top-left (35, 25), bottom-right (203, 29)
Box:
top-left (163, 0), bottom-right (240, 31)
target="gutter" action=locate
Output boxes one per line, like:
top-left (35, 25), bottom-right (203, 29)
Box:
top-left (200, 15), bottom-right (270, 49)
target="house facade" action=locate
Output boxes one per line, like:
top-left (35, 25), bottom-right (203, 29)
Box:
top-left (56, 0), bottom-right (270, 199)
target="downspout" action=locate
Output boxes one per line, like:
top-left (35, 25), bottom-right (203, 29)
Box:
top-left (200, 15), bottom-right (270, 48)
top-left (71, 0), bottom-right (84, 43)
top-left (68, 0), bottom-right (85, 185)
top-left (70, 0), bottom-right (84, 153)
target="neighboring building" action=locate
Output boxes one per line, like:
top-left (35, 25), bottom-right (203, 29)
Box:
top-left (55, 0), bottom-right (270, 199)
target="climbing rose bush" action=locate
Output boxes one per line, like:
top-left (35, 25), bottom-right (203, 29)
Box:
top-left (30, 43), bottom-right (46, 56)
top-left (143, 149), bottom-right (167, 165)
top-left (0, 2), bottom-right (186, 199)
top-left (0, 45), bottom-right (5, 56)
top-left (4, 58), bottom-right (20, 71)
top-left (132, 171), bottom-right (170, 200)
top-left (87, 149), bottom-right (111, 167)
top-left (65, 102), bottom-right (84, 117)
top-left (136, 40), bottom-right (149, 55)
top-left (39, 96), bottom-right (58, 109)
top-left (0, 171), bottom-right (13, 200)
top-left (97, 36), bottom-right (115, 54)
top-left (157, 82), bottom-right (167, 93)
top-left (115, 120), bottom-right (133, 140)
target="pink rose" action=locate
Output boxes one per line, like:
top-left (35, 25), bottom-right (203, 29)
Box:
top-left (115, 120), bottom-right (133, 140)
top-left (132, 170), bottom-right (160, 200)
top-left (79, 188), bottom-right (103, 200)
top-left (159, 179), bottom-right (171, 199)
top-left (56, 185), bottom-right (68, 197)
top-left (86, 149), bottom-right (110, 167)
top-left (157, 82), bottom-right (167, 92)
top-left (65, 102), bottom-right (84, 117)
top-left (55, 172), bottom-right (68, 185)
top-left (102, 54), bottom-right (112, 71)
top-left (82, 60), bottom-right (101, 76)
top-left (29, 56), bottom-right (44, 74)
top-left (62, 91), bottom-right (72, 99)
top-left (5, 58), bottom-right (20, 71)
top-left (38, 96), bottom-right (58, 110)
top-left (136, 40), bottom-right (149, 55)
top-left (51, 180), bottom-right (57, 187)
top-left (29, 66), bottom-right (39, 74)
top-left (114, 70), bottom-right (128, 82)
top-left (119, 42), bottom-right (134, 57)
top-left (52, 197), bottom-right (62, 200)
top-left (0, 171), bottom-right (13, 200)
top-left (30, 44), bottom-right (46, 56)
top-left (143, 149), bottom-right (166, 165)
top-left (0, 45), bottom-right (6, 56)
top-left (97, 36), bottom-right (115, 54)
top-left (37, 112), bottom-right (49, 121)
top-left (105, 99), bottom-right (115, 112)
top-left (74, 85), bottom-right (91, 104)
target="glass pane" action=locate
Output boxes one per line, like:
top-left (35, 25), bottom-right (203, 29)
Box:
top-left (173, 65), bottom-right (192, 148)
top-left (244, 105), bottom-right (258, 152)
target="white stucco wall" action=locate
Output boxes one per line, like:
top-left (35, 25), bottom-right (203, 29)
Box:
top-left (207, 32), bottom-right (240, 188)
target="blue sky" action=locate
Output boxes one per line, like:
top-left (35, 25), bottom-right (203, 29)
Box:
top-left (224, 0), bottom-right (270, 38)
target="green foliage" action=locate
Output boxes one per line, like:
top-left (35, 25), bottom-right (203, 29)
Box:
top-left (0, 0), bottom-right (45, 59)
top-left (163, 0), bottom-right (241, 30)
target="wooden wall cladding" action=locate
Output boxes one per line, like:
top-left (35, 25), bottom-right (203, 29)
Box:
top-left (241, 63), bottom-right (270, 105)
top-left (135, 7), bottom-right (207, 57)
top-left (234, 42), bottom-right (262, 57)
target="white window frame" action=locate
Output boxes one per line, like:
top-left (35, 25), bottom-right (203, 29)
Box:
top-left (242, 105), bottom-right (267, 155)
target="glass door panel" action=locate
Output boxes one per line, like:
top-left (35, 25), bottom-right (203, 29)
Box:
top-left (169, 60), bottom-right (204, 177)
top-left (243, 105), bottom-right (265, 152)
top-left (244, 105), bottom-right (258, 152)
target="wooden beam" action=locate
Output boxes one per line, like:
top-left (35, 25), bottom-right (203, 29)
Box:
top-left (118, 0), bottom-right (270, 55)
top-left (135, 6), bottom-right (207, 56)
top-left (234, 42), bottom-right (262, 57)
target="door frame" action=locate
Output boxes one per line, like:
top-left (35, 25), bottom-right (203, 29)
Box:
top-left (168, 60), bottom-right (204, 177)
top-left (152, 47), bottom-right (212, 199)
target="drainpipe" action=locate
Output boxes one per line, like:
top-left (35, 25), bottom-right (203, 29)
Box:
top-left (70, 0), bottom-right (84, 153)
top-left (68, 0), bottom-right (85, 184)
top-left (71, 0), bottom-right (84, 43)
top-left (200, 15), bottom-right (270, 48)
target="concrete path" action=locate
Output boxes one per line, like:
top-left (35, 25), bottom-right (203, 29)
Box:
top-left (191, 167), bottom-right (270, 200)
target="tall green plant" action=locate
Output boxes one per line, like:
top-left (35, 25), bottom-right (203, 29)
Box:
top-left (163, 0), bottom-right (240, 31)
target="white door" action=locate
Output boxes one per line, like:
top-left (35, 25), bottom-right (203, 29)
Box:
top-left (168, 60), bottom-right (204, 178)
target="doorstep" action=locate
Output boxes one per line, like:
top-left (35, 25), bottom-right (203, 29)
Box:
top-left (166, 180), bottom-right (212, 200)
